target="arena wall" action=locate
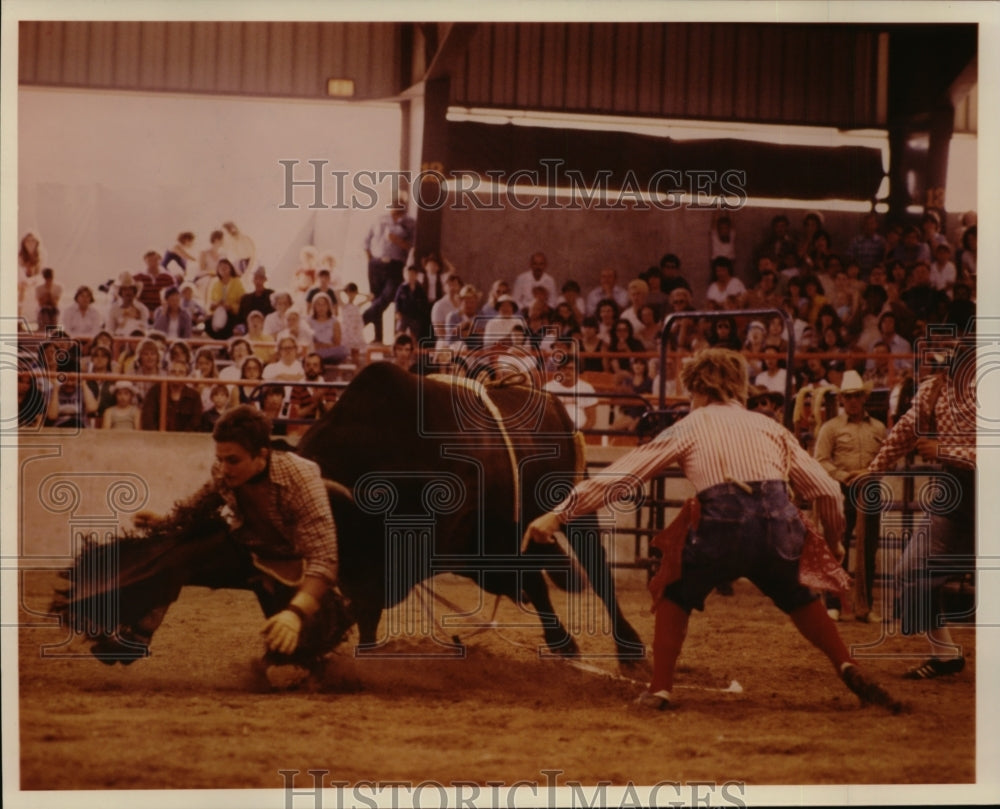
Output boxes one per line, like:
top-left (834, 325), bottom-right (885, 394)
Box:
top-left (16, 430), bottom-right (913, 577)
top-left (440, 200), bottom-right (868, 303)
top-left (16, 432), bottom-right (651, 567)
top-left (17, 430), bottom-right (215, 562)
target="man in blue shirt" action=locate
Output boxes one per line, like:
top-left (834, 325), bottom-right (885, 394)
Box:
top-left (362, 198), bottom-right (415, 344)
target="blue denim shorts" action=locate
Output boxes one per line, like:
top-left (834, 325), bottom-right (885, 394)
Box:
top-left (662, 480), bottom-right (817, 614)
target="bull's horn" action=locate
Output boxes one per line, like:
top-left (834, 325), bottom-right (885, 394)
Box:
top-left (324, 479), bottom-right (356, 503)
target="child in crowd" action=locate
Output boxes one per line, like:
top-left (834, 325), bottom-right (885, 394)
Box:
top-left (102, 381), bottom-right (141, 430)
top-left (200, 383), bottom-right (231, 432)
top-left (259, 384), bottom-right (288, 435)
top-left (162, 231), bottom-right (198, 280)
top-left (193, 346), bottom-right (220, 411)
top-left (179, 282), bottom-right (207, 330)
top-left (338, 283), bottom-right (370, 356)
top-left (235, 355), bottom-right (264, 407)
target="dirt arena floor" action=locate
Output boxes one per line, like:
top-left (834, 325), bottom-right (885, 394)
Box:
top-left (11, 431), bottom-right (980, 798)
top-left (17, 567), bottom-right (976, 791)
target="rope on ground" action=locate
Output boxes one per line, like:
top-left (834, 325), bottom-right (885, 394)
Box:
top-left (414, 581), bottom-right (504, 640)
top-left (414, 581), bottom-right (743, 694)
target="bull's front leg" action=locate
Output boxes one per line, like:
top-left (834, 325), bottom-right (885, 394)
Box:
top-left (354, 604), bottom-right (385, 650)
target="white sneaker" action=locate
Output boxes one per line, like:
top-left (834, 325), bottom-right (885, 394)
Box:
top-left (632, 689), bottom-right (674, 711)
top-left (827, 608), bottom-right (841, 621)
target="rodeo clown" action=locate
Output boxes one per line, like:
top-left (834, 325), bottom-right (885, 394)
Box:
top-left (71, 405), bottom-right (349, 689)
top-left (524, 348), bottom-right (903, 713)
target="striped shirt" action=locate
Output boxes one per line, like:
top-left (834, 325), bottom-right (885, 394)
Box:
top-left (555, 400), bottom-right (844, 532)
top-left (869, 373), bottom-right (976, 472)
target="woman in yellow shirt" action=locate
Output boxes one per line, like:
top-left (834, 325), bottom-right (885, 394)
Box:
top-left (207, 258), bottom-right (245, 340)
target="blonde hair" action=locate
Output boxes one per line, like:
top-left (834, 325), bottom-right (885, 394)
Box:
top-left (792, 384), bottom-right (835, 429)
top-left (679, 348), bottom-right (748, 405)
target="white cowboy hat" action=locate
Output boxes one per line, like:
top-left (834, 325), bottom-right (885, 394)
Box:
top-left (837, 369), bottom-right (872, 395)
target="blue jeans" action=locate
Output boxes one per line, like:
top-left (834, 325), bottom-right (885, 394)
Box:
top-left (827, 480), bottom-right (881, 612)
top-left (663, 480), bottom-right (816, 614)
top-left (896, 470), bottom-right (975, 635)
top-left (363, 258), bottom-right (404, 342)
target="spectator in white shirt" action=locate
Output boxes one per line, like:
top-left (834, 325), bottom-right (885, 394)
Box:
top-left (620, 279), bottom-right (649, 334)
top-left (929, 242), bottom-right (957, 299)
top-left (431, 275), bottom-right (464, 342)
top-left (62, 285), bottom-right (104, 341)
top-left (511, 251), bottom-right (558, 312)
top-left (543, 347), bottom-right (598, 432)
top-left (585, 266), bottom-right (630, 316)
top-left (705, 257), bottom-right (747, 311)
top-left (755, 345), bottom-right (788, 394)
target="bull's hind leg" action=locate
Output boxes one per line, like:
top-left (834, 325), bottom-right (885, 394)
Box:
top-left (518, 570), bottom-right (580, 658)
top-left (563, 514), bottom-right (647, 667)
top-left (476, 569), bottom-right (579, 657)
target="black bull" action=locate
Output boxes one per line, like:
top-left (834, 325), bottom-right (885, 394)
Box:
top-left (54, 362), bottom-right (645, 666)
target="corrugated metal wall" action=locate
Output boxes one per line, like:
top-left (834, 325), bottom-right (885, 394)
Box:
top-left (18, 21), bottom-right (403, 99)
top-left (21, 21), bottom-right (976, 133)
top-left (450, 23), bottom-right (885, 129)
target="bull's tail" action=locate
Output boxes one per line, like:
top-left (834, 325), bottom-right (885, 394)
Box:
top-left (524, 531), bottom-right (590, 593)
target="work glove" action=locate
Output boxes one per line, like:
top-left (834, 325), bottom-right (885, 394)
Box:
top-left (262, 610), bottom-right (302, 655)
top-left (261, 590), bottom-right (321, 655)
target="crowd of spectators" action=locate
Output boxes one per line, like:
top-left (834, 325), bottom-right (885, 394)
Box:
top-left (16, 208), bottom-right (978, 441)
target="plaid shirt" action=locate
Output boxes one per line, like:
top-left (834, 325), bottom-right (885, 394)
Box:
top-left (215, 451), bottom-right (339, 584)
top-left (869, 373), bottom-right (976, 472)
top-left (847, 233), bottom-right (887, 272)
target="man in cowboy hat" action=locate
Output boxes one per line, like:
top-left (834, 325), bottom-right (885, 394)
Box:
top-left (813, 369), bottom-right (886, 622)
top-left (445, 284), bottom-right (485, 350)
top-left (107, 272), bottom-right (150, 336)
top-left (746, 385), bottom-right (784, 422)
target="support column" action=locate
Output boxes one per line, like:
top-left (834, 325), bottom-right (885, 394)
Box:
top-left (924, 102), bottom-right (955, 220)
top-left (414, 76), bottom-right (451, 258)
top-left (885, 121), bottom-right (911, 224)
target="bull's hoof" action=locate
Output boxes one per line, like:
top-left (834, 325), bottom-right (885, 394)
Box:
top-left (545, 635), bottom-right (580, 658)
top-left (90, 635), bottom-right (149, 665)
